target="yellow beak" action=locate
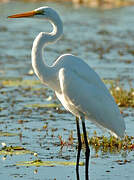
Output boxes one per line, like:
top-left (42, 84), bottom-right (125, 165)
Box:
top-left (8, 10), bottom-right (36, 18)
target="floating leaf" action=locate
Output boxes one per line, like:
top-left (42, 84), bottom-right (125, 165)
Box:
top-left (16, 159), bottom-right (84, 167)
top-left (0, 131), bottom-right (18, 137)
top-left (25, 103), bottom-right (61, 108)
top-left (0, 77), bottom-right (22, 81)
top-left (0, 146), bottom-right (34, 155)
top-left (1, 79), bottom-right (40, 87)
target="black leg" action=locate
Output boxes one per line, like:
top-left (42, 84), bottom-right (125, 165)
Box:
top-left (76, 117), bottom-right (82, 180)
top-left (81, 116), bottom-right (90, 180)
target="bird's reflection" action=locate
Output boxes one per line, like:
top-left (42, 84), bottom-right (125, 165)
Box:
top-left (76, 156), bottom-right (90, 180)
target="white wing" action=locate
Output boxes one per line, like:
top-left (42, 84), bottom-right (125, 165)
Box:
top-left (58, 66), bottom-right (125, 137)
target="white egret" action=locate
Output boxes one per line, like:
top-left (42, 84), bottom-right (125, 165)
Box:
top-left (8, 7), bottom-right (125, 180)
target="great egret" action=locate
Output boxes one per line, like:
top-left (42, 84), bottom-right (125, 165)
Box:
top-left (8, 7), bottom-right (125, 180)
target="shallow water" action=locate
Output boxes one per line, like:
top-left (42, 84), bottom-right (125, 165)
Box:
top-left (0, 1), bottom-right (134, 180)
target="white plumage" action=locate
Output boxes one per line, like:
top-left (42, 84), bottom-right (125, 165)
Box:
top-left (55, 54), bottom-right (125, 137)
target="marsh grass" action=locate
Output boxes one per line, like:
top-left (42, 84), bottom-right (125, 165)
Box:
top-left (110, 85), bottom-right (134, 107)
top-left (59, 131), bottom-right (134, 155)
top-left (88, 133), bottom-right (134, 154)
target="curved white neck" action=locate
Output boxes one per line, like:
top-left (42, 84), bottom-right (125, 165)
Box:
top-left (31, 13), bottom-right (63, 90)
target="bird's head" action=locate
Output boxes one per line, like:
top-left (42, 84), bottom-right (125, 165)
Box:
top-left (8, 6), bottom-right (63, 41)
top-left (8, 6), bottom-right (57, 20)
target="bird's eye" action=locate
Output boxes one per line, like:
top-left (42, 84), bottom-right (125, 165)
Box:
top-left (36, 10), bottom-right (44, 15)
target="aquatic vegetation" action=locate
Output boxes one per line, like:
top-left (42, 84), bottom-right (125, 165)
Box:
top-left (58, 131), bottom-right (134, 155)
top-left (115, 159), bottom-right (131, 165)
top-left (0, 145), bottom-right (34, 155)
top-left (0, 131), bottom-right (18, 137)
top-left (16, 159), bottom-right (84, 167)
top-left (1, 79), bottom-right (40, 87)
top-left (87, 133), bottom-right (134, 155)
top-left (25, 103), bottom-right (60, 108)
top-left (110, 85), bottom-right (134, 107)
top-left (58, 130), bottom-right (74, 147)
top-left (103, 80), bottom-right (134, 107)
